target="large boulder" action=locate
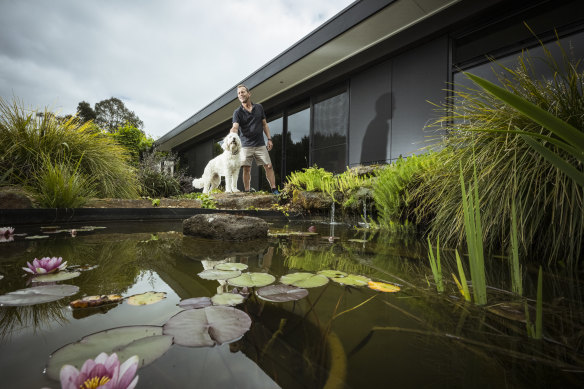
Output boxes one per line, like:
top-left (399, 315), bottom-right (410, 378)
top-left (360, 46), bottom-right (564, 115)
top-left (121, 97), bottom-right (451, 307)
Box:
top-left (0, 187), bottom-right (35, 209)
top-left (183, 214), bottom-right (268, 240)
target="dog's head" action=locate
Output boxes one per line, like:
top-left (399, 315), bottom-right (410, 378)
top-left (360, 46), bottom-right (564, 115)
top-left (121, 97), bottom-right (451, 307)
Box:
top-left (222, 133), bottom-right (241, 155)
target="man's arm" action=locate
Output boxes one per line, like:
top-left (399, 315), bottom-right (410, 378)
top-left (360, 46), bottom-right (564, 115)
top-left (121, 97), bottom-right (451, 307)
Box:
top-left (262, 119), bottom-right (273, 151)
top-left (230, 122), bottom-right (239, 134)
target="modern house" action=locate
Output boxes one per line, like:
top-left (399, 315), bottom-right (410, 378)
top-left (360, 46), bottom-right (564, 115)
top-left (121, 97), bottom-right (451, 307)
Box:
top-left (155, 0), bottom-right (583, 191)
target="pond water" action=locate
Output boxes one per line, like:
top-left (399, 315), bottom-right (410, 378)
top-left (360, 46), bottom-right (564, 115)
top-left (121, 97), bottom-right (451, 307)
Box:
top-left (0, 219), bottom-right (582, 388)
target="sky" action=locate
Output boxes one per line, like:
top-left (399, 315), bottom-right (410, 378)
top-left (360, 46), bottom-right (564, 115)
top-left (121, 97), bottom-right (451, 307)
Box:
top-left (0, 0), bottom-right (354, 139)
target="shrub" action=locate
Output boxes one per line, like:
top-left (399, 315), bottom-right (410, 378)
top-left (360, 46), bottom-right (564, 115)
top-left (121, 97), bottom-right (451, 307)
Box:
top-left (414, 41), bottom-right (584, 265)
top-left (0, 98), bottom-right (140, 199)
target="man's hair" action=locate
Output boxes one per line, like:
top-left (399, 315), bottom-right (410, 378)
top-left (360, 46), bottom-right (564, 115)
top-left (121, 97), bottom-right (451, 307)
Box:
top-left (236, 84), bottom-right (249, 92)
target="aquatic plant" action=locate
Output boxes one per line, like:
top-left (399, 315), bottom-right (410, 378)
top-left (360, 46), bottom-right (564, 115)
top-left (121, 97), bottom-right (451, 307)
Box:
top-left (525, 267), bottom-right (543, 340)
top-left (59, 352), bottom-right (139, 389)
top-left (426, 236), bottom-right (444, 293)
top-left (414, 40), bottom-right (584, 265)
top-left (22, 256), bottom-right (67, 274)
top-left (0, 226), bottom-right (14, 237)
top-left (460, 161), bottom-right (487, 305)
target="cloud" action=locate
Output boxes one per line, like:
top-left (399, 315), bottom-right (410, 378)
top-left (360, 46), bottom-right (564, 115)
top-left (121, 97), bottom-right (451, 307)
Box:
top-left (0, 0), bottom-right (354, 139)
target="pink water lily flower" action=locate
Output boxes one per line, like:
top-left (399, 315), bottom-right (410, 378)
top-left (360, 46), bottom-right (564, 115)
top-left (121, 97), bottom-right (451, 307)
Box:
top-left (60, 352), bottom-right (139, 389)
top-left (0, 226), bottom-right (14, 237)
top-left (22, 256), bottom-right (67, 274)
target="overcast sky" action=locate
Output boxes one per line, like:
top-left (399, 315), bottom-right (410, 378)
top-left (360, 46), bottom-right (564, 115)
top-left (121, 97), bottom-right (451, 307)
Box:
top-left (0, 0), bottom-right (354, 139)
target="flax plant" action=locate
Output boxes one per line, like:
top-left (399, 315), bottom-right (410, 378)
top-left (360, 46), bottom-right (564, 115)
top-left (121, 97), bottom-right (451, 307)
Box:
top-left (413, 39), bottom-right (584, 265)
top-left (0, 98), bottom-right (139, 199)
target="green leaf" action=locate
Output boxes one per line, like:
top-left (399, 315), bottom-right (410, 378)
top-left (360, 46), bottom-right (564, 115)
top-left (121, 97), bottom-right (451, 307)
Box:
top-left (280, 272), bottom-right (329, 288)
top-left (198, 269), bottom-right (241, 280)
top-left (46, 325), bottom-right (172, 380)
top-left (331, 274), bottom-right (371, 287)
top-left (317, 270), bottom-right (347, 279)
top-left (211, 293), bottom-right (245, 306)
top-left (163, 306), bottom-right (252, 347)
top-left (214, 263), bottom-right (248, 271)
top-left (256, 284), bottom-right (309, 302)
top-left (31, 271), bottom-right (80, 283)
top-left (126, 291), bottom-right (166, 306)
top-left (0, 284), bottom-right (79, 306)
top-left (465, 72), bottom-right (584, 150)
top-left (227, 272), bottom-right (276, 288)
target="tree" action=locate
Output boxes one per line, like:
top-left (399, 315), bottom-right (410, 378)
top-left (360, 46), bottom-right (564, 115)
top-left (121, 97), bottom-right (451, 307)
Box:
top-left (110, 123), bottom-right (154, 166)
top-left (76, 101), bottom-right (96, 123)
top-left (94, 97), bottom-right (143, 133)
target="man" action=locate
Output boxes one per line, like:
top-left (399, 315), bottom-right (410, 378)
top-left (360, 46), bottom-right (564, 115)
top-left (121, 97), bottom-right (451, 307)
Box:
top-left (229, 84), bottom-right (279, 194)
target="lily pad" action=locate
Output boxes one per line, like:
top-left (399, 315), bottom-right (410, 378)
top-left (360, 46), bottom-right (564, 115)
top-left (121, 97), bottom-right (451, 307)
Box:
top-left (31, 271), bottom-right (80, 283)
top-left (348, 239), bottom-right (368, 243)
top-left (317, 270), bottom-right (348, 279)
top-left (227, 272), bottom-right (275, 288)
top-left (46, 325), bottom-right (172, 380)
top-left (368, 281), bottom-right (401, 293)
top-left (214, 263), bottom-right (248, 272)
top-left (280, 272), bottom-right (329, 288)
top-left (126, 291), bottom-right (166, 306)
top-left (178, 297), bottom-right (212, 309)
top-left (70, 294), bottom-right (123, 308)
top-left (256, 284), bottom-right (309, 302)
top-left (198, 269), bottom-right (241, 280)
top-left (0, 284), bottom-right (79, 306)
top-left (211, 293), bottom-right (245, 306)
top-left (163, 306), bottom-right (252, 347)
top-left (332, 274), bottom-right (371, 287)
top-left (25, 235), bottom-right (49, 240)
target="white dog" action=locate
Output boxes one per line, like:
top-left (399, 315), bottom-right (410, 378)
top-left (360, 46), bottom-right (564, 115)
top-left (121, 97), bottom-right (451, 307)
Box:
top-left (192, 132), bottom-right (242, 193)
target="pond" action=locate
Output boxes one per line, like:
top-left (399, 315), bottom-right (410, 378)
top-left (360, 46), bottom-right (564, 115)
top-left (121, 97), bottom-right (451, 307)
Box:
top-left (0, 219), bottom-right (582, 388)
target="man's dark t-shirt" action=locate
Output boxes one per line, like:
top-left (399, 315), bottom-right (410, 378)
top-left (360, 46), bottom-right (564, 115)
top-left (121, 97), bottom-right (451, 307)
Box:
top-left (233, 103), bottom-right (266, 147)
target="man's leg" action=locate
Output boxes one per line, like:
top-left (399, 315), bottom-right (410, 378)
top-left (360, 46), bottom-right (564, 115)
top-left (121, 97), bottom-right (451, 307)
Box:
top-left (263, 164), bottom-right (276, 190)
top-left (242, 166), bottom-right (251, 191)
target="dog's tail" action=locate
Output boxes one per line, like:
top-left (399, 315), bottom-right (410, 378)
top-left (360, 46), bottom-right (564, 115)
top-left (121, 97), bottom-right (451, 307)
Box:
top-left (192, 178), bottom-right (204, 189)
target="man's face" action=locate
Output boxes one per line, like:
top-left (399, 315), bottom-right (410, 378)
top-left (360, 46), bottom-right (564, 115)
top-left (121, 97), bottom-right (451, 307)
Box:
top-left (237, 87), bottom-right (250, 103)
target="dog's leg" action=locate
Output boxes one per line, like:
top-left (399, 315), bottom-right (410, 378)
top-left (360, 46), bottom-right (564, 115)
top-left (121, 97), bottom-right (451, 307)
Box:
top-left (230, 171), bottom-right (240, 192)
top-left (225, 174), bottom-right (233, 193)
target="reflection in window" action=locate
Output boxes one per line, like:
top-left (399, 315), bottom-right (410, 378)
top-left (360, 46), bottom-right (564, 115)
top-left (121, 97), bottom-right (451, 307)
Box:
top-left (262, 116), bottom-right (283, 191)
top-left (313, 92), bottom-right (348, 173)
top-left (286, 106), bottom-right (310, 179)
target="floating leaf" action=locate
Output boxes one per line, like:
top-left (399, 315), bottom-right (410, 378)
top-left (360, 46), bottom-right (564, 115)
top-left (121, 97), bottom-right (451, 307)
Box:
top-left (211, 293), bottom-right (244, 306)
top-left (227, 272), bottom-right (275, 288)
top-left (214, 263), bottom-right (248, 271)
top-left (280, 272), bottom-right (329, 288)
top-left (256, 284), bottom-right (309, 302)
top-left (70, 294), bottom-right (123, 308)
top-left (317, 270), bottom-right (347, 279)
top-left (0, 284), bottom-right (79, 306)
top-left (163, 306), bottom-right (252, 347)
top-left (348, 239), bottom-right (368, 243)
top-left (126, 291), bottom-right (166, 306)
top-left (198, 269), bottom-right (241, 280)
top-left (332, 274), bottom-right (371, 287)
top-left (289, 232), bottom-right (319, 237)
top-left (31, 271), bottom-right (80, 283)
top-left (25, 235), bottom-right (49, 240)
top-left (46, 325), bottom-right (172, 380)
top-left (368, 281), bottom-right (400, 293)
top-left (178, 297), bottom-right (212, 309)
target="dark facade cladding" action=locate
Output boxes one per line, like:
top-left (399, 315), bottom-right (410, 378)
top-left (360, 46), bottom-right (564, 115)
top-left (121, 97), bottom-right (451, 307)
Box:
top-left (156, 0), bottom-right (584, 191)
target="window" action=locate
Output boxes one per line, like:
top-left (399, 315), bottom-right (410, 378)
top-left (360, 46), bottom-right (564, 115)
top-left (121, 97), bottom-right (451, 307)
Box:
top-left (285, 104), bottom-right (310, 179)
top-left (312, 90), bottom-right (348, 173)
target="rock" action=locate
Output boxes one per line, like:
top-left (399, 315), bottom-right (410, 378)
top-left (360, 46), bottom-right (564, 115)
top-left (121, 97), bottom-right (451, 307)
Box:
top-left (211, 193), bottom-right (277, 210)
top-left (292, 191), bottom-right (333, 211)
top-left (0, 187), bottom-right (35, 208)
top-left (183, 214), bottom-right (268, 240)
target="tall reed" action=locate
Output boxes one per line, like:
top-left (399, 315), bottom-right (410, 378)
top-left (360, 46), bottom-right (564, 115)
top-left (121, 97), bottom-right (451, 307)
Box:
top-left (426, 236), bottom-right (444, 293)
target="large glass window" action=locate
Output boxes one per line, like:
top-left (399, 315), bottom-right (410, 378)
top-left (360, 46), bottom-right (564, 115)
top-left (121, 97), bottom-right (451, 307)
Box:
top-left (312, 90), bottom-right (348, 173)
top-left (285, 104), bottom-right (310, 179)
top-left (258, 116), bottom-right (283, 191)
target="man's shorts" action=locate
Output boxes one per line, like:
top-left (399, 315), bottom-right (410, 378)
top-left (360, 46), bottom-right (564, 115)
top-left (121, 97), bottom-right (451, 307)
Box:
top-left (241, 146), bottom-right (272, 167)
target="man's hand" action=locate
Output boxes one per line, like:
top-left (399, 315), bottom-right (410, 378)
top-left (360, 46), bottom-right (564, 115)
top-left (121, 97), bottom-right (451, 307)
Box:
top-left (266, 139), bottom-right (273, 151)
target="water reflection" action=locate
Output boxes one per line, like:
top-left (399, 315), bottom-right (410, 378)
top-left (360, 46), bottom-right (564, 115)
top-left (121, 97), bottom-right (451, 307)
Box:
top-left (0, 221), bottom-right (582, 388)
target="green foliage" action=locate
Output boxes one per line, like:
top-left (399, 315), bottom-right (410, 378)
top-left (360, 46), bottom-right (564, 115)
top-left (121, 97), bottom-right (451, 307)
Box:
top-left (176, 192), bottom-right (217, 209)
top-left (372, 153), bottom-right (433, 229)
top-left (110, 123), bottom-right (154, 166)
top-left (94, 97), bottom-right (143, 133)
top-left (460, 160), bottom-right (487, 305)
top-left (510, 197), bottom-right (523, 296)
top-left (32, 156), bottom-right (97, 208)
top-left (414, 40), bottom-right (584, 265)
top-left (427, 236), bottom-right (444, 293)
top-left (76, 101), bottom-right (96, 124)
top-left (137, 148), bottom-right (192, 198)
top-left (285, 165), bottom-right (333, 192)
top-left (525, 267), bottom-right (543, 340)
top-left (452, 249), bottom-right (471, 302)
top-left (0, 97), bottom-right (140, 199)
